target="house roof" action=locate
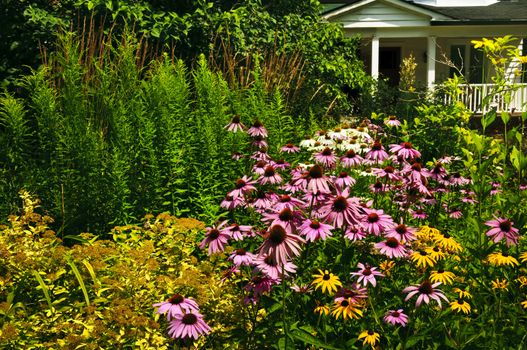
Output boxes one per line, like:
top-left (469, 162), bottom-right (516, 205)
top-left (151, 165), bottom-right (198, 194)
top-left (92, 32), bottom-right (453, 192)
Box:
top-left (321, 0), bottom-right (527, 24)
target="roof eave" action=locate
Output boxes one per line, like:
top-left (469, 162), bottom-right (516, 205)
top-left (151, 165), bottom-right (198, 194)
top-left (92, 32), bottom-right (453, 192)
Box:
top-left (431, 20), bottom-right (527, 26)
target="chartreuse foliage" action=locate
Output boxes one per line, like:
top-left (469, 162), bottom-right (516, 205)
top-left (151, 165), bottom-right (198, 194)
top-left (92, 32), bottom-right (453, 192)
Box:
top-left (0, 190), bottom-right (242, 349)
top-left (0, 31), bottom-right (303, 234)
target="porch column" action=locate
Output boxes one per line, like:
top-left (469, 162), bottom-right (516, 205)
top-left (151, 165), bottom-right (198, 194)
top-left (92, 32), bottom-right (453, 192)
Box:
top-left (371, 36), bottom-right (379, 80)
top-left (427, 36), bottom-right (436, 88)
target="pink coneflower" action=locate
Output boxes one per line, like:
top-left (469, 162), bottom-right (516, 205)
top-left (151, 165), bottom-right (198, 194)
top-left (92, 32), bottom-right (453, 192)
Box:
top-left (372, 165), bottom-right (402, 182)
top-left (490, 182), bottom-right (502, 195)
top-left (403, 281), bottom-right (448, 308)
top-left (281, 143), bottom-right (300, 153)
top-left (448, 209), bottom-right (463, 219)
top-left (445, 172), bottom-right (470, 186)
top-left (254, 255), bottom-right (297, 279)
top-left (334, 171), bottom-right (356, 189)
top-left (384, 115), bottom-right (401, 127)
top-left (340, 149), bottom-right (364, 168)
top-left (220, 265), bottom-right (240, 283)
top-left (351, 263), bottom-right (384, 287)
top-left (485, 217), bottom-right (520, 246)
top-left (262, 207), bottom-right (301, 233)
top-left (228, 176), bottom-right (257, 199)
top-left (271, 159), bottom-right (290, 170)
top-left (253, 160), bottom-right (268, 175)
top-left (167, 311), bottom-right (211, 340)
top-left (389, 142), bottom-right (421, 159)
top-left (410, 208), bottom-right (428, 219)
top-left (314, 147), bottom-right (337, 168)
top-left (247, 119), bottom-right (268, 137)
top-left (369, 181), bottom-right (388, 194)
top-left (374, 237), bottom-right (408, 258)
top-left (386, 223), bottom-right (417, 242)
top-left (317, 188), bottom-right (362, 228)
top-left (291, 283), bottom-right (313, 293)
top-left (365, 141), bottom-right (389, 163)
top-left (384, 309), bottom-right (408, 326)
top-left (199, 221), bottom-right (230, 255)
top-left (250, 149), bottom-right (271, 162)
top-left (274, 194), bottom-right (305, 211)
top-left (402, 162), bottom-right (430, 184)
top-left (245, 275), bottom-right (280, 297)
top-left (228, 248), bottom-right (256, 266)
top-left (232, 152), bottom-right (244, 161)
top-left (223, 223), bottom-right (252, 241)
top-left (153, 294), bottom-right (200, 321)
top-left (299, 219), bottom-right (334, 241)
top-left (361, 208), bottom-right (394, 236)
top-left (344, 225), bottom-right (367, 241)
top-left (251, 135), bottom-right (268, 149)
top-left (225, 115), bottom-right (245, 133)
top-left (251, 190), bottom-right (273, 210)
top-left (220, 195), bottom-right (245, 210)
top-left (306, 164), bottom-right (331, 194)
top-left (335, 283), bottom-right (368, 303)
top-left (429, 162), bottom-right (447, 181)
top-left (258, 225), bottom-right (304, 264)
top-left (259, 166), bottom-right (282, 185)
top-left (520, 184), bottom-right (527, 191)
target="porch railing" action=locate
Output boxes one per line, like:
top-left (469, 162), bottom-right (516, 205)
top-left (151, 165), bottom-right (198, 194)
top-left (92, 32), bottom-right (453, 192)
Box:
top-left (441, 83), bottom-right (527, 114)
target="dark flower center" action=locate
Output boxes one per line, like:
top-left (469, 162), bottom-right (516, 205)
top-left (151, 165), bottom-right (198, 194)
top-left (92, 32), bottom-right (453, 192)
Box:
top-left (309, 165), bottom-right (324, 179)
top-left (182, 313), bottom-right (198, 325)
top-left (457, 299), bottom-right (465, 305)
top-left (280, 195), bottom-right (291, 203)
top-left (276, 159), bottom-right (286, 165)
top-left (373, 181), bottom-right (383, 189)
top-left (264, 166), bottom-right (276, 177)
top-left (264, 255), bottom-right (277, 266)
top-left (418, 281), bottom-right (433, 295)
top-left (252, 119), bottom-right (263, 128)
top-left (372, 142), bottom-right (382, 151)
top-left (453, 172), bottom-right (461, 178)
top-left (339, 171), bottom-right (348, 178)
top-left (368, 330), bottom-right (375, 335)
top-left (389, 115), bottom-right (397, 120)
top-left (256, 160), bottom-right (266, 168)
top-left (232, 115), bottom-right (241, 124)
top-left (322, 273), bottom-right (331, 280)
top-left (236, 248), bottom-right (246, 255)
top-left (322, 147), bottom-right (333, 156)
top-left (499, 220), bottom-right (511, 232)
top-left (256, 190), bottom-right (266, 199)
top-left (384, 165), bottom-right (395, 173)
top-left (443, 233), bottom-right (451, 238)
top-left (332, 196), bottom-right (348, 212)
top-left (278, 208), bottom-right (293, 222)
top-left (334, 128), bottom-right (342, 132)
top-left (395, 224), bottom-right (407, 234)
top-left (403, 142), bottom-right (413, 149)
top-left (310, 220), bottom-right (321, 229)
top-left (411, 162), bottom-right (422, 171)
top-left (235, 178), bottom-right (247, 189)
top-left (345, 150), bottom-right (357, 158)
top-left (437, 269), bottom-right (444, 273)
top-left (392, 311), bottom-right (400, 317)
top-left (367, 213), bottom-right (379, 223)
top-left (209, 229), bottom-right (220, 239)
top-left (363, 268), bottom-right (372, 276)
top-left (268, 225), bottom-right (287, 245)
top-left (340, 299), bottom-right (349, 307)
top-left (386, 237), bottom-right (399, 248)
top-left (169, 294), bottom-right (184, 304)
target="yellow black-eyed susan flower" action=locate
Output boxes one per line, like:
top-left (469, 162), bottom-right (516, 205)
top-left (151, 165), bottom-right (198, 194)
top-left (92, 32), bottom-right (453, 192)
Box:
top-left (410, 250), bottom-right (436, 268)
top-left (358, 330), bottom-right (380, 348)
top-left (491, 278), bottom-right (509, 291)
top-left (430, 269), bottom-right (456, 285)
top-left (331, 297), bottom-right (363, 320)
top-left (312, 269), bottom-right (342, 294)
top-left (487, 252), bottom-right (519, 267)
top-left (450, 299), bottom-right (471, 314)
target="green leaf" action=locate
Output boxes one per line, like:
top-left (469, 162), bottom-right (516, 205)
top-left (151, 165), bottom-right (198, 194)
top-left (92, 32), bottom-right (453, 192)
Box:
top-left (32, 270), bottom-right (53, 311)
top-left (67, 259), bottom-right (91, 307)
top-left (289, 329), bottom-right (342, 349)
top-left (501, 111), bottom-right (510, 125)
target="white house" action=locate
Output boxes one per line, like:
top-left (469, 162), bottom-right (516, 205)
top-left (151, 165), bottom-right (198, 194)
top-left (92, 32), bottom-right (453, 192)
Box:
top-left (322, 0), bottom-right (527, 112)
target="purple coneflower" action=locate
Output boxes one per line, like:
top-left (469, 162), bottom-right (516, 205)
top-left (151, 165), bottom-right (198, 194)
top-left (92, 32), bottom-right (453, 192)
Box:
top-left (254, 255), bottom-right (297, 279)
top-left (410, 208), bottom-right (428, 219)
top-left (251, 135), bottom-right (268, 149)
top-left (334, 171), bottom-right (356, 189)
top-left (350, 263), bottom-right (384, 287)
top-left (372, 165), bottom-right (402, 182)
top-left (384, 309), bottom-right (408, 326)
top-left (228, 176), bottom-right (257, 199)
top-left (247, 119), bottom-right (268, 137)
top-left (281, 143), bottom-right (300, 153)
top-left (369, 180), bottom-right (388, 194)
top-left (223, 223), bottom-right (252, 241)
top-left (225, 115), bottom-right (245, 133)
top-left (340, 149), bottom-right (364, 168)
top-left (314, 147), bottom-right (337, 168)
top-left (384, 115), bottom-right (401, 127)
top-left (361, 208), bottom-right (394, 236)
top-left (262, 207), bottom-right (301, 234)
top-left (402, 162), bottom-right (430, 184)
top-left (385, 223), bottom-right (417, 242)
top-left (389, 142), bottom-right (421, 159)
top-left (344, 225), bottom-right (367, 241)
top-left (251, 190), bottom-right (273, 210)
top-left (220, 194), bottom-right (245, 210)
top-left (299, 218), bottom-right (334, 242)
top-left (245, 275), bottom-right (280, 297)
top-left (231, 152), bottom-right (244, 161)
top-left (228, 248), bottom-right (256, 267)
top-left (167, 311), bottom-right (211, 340)
top-left (317, 188), bottom-right (362, 228)
top-left (252, 160), bottom-right (268, 175)
top-left (271, 159), bottom-right (290, 170)
top-left (429, 162), bottom-right (447, 181)
top-left (365, 141), bottom-right (389, 163)
top-left (153, 294), bottom-right (200, 320)
top-left (448, 172), bottom-right (471, 186)
top-left (403, 280), bottom-right (448, 308)
top-left (374, 237), bottom-right (408, 258)
top-left (274, 194), bottom-right (305, 211)
top-left (258, 166), bottom-right (282, 185)
top-left (335, 283), bottom-right (369, 303)
top-left (258, 225), bottom-right (304, 264)
top-left (199, 221), bottom-right (230, 255)
top-left (485, 217), bottom-right (520, 246)
top-left (306, 164), bottom-right (331, 194)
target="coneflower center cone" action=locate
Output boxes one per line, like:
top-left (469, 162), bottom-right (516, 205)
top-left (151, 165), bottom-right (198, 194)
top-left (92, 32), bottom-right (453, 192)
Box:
top-left (182, 313), bottom-right (198, 325)
top-left (278, 208), bottom-right (293, 221)
top-left (169, 294), bottom-right (184, 304)
top-left (236, 248), bottom-right (246, 255)
top-left (322, 148), bottom-right (332, 156)
top-left (268, 226), bottom-right (287, 245)
top-left (386, 237), bottom-right (400, 248)
top-left (332, 196), bottom-right (348, 212)
top-left (264, 166), bottom-right (276, 177)
top-left (499, 220), bottom-right (512, 232)
top-left (395, 224), bottom-right (407, 234)
top-left (367, 213), bottom-right (380, 223)
top-left (209, 229), bottom-right (220, 239)
top-left (310, 221), bottom-right (321, 229)
top-left (418, 281), bottom-right (433, 294)
top-left (309, 165), bottom-right (324, 179)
